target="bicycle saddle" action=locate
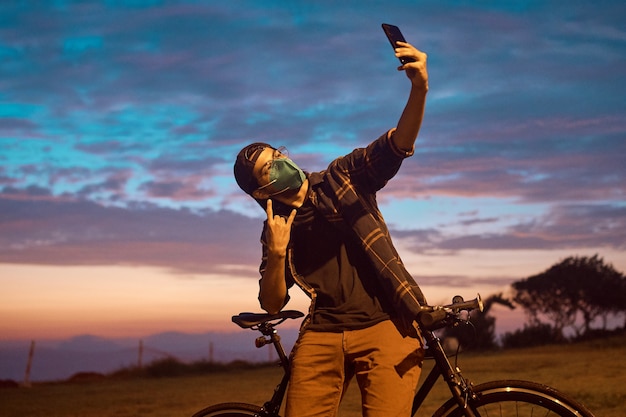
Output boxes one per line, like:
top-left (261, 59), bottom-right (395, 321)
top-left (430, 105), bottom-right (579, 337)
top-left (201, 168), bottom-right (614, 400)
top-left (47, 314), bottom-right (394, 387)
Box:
top-left (232, 310), bottom-right (304, 328)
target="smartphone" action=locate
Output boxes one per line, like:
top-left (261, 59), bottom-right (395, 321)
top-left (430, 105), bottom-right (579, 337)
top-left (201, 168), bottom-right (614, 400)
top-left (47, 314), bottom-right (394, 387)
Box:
top-left (381, 23), bottom-right (415, 64)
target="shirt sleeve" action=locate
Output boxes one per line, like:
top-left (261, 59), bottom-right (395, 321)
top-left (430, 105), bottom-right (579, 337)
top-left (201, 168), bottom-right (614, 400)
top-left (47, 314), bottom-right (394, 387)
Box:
top-left (387, 128), bottom-right (415, 158)
top-left (331, 129), bottom-right (412, 193)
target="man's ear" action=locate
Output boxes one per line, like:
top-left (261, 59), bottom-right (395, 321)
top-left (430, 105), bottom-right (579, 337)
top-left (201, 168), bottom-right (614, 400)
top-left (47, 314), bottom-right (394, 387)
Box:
top-left (251, 189), bottom-right (268, 200)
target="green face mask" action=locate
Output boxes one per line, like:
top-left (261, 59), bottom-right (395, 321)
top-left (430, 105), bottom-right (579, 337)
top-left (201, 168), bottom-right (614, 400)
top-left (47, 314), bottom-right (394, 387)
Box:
top-left (259, 157), bottom-right (306, 196)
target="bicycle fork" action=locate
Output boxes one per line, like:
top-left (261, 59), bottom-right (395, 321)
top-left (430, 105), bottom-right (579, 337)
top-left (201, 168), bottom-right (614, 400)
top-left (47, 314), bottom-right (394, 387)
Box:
top-left (414, 331), bottom-right (479, 417)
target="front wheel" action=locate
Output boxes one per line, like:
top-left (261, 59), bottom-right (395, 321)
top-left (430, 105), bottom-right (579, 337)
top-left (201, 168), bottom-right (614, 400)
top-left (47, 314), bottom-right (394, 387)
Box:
top-left (433, 379), bottom-right (595, 417)
top-left (191, 402), bottom-right (263, 417)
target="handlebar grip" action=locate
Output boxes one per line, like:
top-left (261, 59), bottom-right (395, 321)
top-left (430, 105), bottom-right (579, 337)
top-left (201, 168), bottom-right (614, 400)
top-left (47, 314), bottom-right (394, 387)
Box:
top-left (451, 300), bottom-right (479, 312)
top-left (447, 294), bottom-right (484, 313)
top-left (417, 309), bottom-right (447, 329)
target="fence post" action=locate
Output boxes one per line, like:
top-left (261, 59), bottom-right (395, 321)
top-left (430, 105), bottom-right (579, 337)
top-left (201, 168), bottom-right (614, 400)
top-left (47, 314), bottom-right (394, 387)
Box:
top-left (138, 339), bottom-right (143, 369)
top-left (23, 340), bottom-right (35, 387)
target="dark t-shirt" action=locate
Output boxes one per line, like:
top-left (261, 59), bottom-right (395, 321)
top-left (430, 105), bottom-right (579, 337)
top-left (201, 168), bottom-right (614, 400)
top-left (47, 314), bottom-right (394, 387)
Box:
top-left (290, 198), bottom-right (391, 331)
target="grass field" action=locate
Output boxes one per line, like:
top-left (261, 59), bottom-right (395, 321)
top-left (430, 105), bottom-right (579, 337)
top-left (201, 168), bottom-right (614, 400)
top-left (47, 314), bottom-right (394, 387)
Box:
top-left (1, 335), bottom-right (624, 417)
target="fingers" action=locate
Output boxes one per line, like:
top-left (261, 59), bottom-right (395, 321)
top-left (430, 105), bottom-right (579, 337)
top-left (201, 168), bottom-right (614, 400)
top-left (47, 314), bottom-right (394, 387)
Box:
top-left (266, 199), bottom-right (297, 227)
top-left (264, 203), bottom-right (295, 254)
top-left (265, 198), bottom-right (274, 221)
top-left (286, 209), bottom-right (297, 227)
top-left (394, 42), bottom-right (428, 88)
top-left (394, 41), bottom-right (426, 61)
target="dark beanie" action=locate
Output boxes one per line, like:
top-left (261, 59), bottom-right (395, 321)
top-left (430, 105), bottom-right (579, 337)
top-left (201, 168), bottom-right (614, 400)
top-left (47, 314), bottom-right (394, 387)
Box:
top-left (233, 142), bottom-right (272, 195)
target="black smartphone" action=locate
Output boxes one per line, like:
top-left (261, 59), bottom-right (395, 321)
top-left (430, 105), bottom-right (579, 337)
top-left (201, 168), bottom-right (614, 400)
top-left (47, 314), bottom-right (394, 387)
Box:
top-left (381, 23), bottom-right (415, 64)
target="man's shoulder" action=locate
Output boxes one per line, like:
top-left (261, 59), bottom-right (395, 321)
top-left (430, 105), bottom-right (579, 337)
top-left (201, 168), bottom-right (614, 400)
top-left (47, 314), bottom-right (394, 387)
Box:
top-left (307, 170), bottom-right (326, 185)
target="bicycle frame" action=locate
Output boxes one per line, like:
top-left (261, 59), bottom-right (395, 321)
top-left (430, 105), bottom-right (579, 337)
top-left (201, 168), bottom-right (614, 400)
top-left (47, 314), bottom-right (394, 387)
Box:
top-left (198, 298), bottom-right (594, 417)
top-left (413, 329), bottom-right (478, 417)
top-left (248, 308), bottom-right (482, 417)
top-left (249, 319), bottom-right (292, 417)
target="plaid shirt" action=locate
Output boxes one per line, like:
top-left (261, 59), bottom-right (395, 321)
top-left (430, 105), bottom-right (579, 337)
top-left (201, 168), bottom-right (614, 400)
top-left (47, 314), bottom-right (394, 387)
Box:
top-left (260, 129), bottom-right (426, 335)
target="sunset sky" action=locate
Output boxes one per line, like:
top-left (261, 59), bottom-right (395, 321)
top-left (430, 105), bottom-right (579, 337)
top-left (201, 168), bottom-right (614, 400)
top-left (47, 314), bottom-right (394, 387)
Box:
top-left (1, 1), bottom-right (625, 342)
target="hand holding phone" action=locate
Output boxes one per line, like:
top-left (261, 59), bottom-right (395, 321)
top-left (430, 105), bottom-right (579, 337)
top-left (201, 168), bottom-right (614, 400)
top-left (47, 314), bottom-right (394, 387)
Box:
top-left (382, 23), bottom-right (415, 64)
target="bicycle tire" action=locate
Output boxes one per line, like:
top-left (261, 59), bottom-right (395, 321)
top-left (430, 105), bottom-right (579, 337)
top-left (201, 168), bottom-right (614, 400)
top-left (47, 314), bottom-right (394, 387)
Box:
top-left (432, 379), bottom-right (595, 417)
top-left (191, 402), bottom-right (264, 417)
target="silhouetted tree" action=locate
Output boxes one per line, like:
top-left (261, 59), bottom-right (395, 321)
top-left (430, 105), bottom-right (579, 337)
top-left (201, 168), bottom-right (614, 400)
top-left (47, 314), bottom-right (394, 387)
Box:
top-left (512, 255), bottom-right (626, 340)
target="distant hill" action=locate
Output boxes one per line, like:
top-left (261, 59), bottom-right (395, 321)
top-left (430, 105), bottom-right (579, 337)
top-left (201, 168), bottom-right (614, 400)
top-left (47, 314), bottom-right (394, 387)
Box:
top-left (0, 328), bottom-right (301, 382)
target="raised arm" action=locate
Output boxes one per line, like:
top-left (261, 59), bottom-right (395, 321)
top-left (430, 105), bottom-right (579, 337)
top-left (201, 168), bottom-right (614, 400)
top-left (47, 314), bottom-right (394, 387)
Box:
top-left (392, 41), bottom-right (429, 152)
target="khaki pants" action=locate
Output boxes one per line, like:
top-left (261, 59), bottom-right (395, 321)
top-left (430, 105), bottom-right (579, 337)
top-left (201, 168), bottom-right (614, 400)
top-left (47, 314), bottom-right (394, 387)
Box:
top-left (285, 320), bottom-right (424, 417)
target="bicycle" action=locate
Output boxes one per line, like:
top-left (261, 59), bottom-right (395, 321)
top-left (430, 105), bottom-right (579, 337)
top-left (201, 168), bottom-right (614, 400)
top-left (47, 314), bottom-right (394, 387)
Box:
top-left (192, 294), bottom-right (596, 417)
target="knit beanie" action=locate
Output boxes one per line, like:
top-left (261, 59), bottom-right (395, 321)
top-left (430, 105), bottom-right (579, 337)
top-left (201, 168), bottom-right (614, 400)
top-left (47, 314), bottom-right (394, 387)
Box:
top-left (233, 142), bottom-right (272, 195)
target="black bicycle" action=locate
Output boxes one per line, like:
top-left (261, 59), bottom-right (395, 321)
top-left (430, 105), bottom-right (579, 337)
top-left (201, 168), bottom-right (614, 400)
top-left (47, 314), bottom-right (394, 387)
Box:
top-left (192, 294), bottom-right (595, 417)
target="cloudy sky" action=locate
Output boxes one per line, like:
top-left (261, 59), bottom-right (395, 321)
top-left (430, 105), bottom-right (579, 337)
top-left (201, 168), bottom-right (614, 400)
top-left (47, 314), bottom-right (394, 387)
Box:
top-left (1, 1), bottom-right (625, 341)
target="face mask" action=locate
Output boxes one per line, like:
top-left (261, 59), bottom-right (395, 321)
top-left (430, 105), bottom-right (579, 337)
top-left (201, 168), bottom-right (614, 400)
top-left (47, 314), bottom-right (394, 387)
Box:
top-left (258, 157), bottom-right (306, 196)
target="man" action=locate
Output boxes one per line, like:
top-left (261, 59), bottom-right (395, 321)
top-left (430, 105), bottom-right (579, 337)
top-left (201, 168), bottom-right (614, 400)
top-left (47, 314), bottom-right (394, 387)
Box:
top-left (233, 40), bottom-right (428, 417)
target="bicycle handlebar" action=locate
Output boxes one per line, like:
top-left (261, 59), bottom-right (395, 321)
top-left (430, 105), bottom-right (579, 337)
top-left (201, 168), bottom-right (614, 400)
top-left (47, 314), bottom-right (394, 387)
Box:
top-left (231, 294), bottom-right (483, 332)
top-left (417, 294), bottom-right (483, 330)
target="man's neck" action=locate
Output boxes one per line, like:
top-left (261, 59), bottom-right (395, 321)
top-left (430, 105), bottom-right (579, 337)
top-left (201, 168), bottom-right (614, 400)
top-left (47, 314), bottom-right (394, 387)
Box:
top-left (274, 178), bottom-right (309, 208)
